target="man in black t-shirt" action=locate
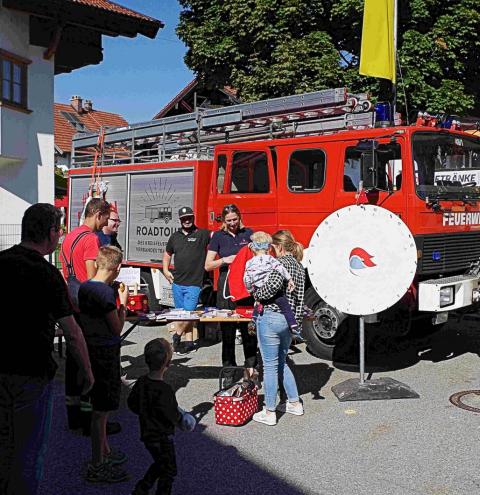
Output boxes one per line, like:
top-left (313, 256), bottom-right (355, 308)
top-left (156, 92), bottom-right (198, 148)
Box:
top-left (0, 203), bottom-right (93, 495)
top-left (162, 207), bottom-right (210, 354)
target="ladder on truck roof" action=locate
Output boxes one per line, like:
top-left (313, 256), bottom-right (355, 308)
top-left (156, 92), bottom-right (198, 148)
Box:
top-left (71, 87), bottom-right (376, 168)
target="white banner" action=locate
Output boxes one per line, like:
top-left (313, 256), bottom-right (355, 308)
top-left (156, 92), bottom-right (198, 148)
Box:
top-left (434, 170), bottom-right (480, 185)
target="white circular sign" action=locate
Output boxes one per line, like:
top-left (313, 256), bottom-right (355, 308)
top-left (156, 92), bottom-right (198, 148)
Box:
top-left (307, 205), bottom-right (417, 316)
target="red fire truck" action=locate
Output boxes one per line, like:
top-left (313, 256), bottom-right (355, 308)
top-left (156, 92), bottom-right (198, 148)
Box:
top-left (68, 87), bottom-right (480, 359)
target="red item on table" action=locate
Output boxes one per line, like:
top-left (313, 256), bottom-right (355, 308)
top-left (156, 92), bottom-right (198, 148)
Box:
top-left (226, 245), bottom-right (254, 301)
top-left (126, 293), bottom-right (149, 313)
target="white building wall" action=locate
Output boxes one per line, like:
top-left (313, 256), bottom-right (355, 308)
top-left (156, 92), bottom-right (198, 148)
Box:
top-left (0, 3), bottom-right (55, 225)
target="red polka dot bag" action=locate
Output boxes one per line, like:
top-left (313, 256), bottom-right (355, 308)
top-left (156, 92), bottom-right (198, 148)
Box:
top-left (214, 367), bottom-right (258, 426)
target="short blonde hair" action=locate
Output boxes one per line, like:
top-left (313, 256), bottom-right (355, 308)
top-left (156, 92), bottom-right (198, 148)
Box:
top-left (96, 245), bottom-right (123, 270)
top-left (249, 231), bottom-right (272, 254)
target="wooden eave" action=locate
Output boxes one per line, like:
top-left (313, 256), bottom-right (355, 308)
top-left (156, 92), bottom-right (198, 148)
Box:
top-left (3, 0), bottom-right (163, 74)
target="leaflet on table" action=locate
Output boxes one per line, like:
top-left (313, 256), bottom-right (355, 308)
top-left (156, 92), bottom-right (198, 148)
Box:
top-left (202, 309), bottom-right (234, 318)
top-left (163, 310), bottom-right (200, 320)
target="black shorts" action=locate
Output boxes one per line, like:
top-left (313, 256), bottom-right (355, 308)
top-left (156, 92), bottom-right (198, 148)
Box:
top-left (87, 343), bottom-right (121, 412)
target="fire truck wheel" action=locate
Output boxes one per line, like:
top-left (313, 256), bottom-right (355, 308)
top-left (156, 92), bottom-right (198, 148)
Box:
top-left (302, 287), bottom-right (353, 360)
top-left (140, 270), bottom-right (162, 312)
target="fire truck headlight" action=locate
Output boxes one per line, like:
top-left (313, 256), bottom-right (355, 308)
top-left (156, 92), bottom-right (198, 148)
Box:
top-left (439, 286), bottom-right (454, 308)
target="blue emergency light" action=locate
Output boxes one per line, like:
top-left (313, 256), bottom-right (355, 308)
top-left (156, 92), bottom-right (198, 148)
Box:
top-left (439, 116), bottom-right (454, 129)
top-left (375, 102), bottom-right (392, 126)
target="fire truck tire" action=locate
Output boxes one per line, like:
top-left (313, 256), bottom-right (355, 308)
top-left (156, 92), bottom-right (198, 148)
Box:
top-left (140, 271), bottom-right (162, 311)
top-left (302, 287), bottom-right (354, 360)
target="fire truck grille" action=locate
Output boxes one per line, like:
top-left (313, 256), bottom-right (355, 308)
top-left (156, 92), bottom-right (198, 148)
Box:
top-left (419, 232), bottom-right (480, 275)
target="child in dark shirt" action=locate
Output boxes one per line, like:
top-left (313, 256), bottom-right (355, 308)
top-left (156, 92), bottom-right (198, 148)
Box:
top-left (78, 246), bottom-right (129, 484)
top-left (128, 338), bottom-right (195, 495)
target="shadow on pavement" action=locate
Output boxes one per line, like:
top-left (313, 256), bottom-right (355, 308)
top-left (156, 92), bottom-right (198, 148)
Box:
top-left (331, 318), bottom-right (480, 373)
top-left (122, 347), bottom-right (333, 404)
top-left (39, 381), bottom-right (310, 495)
top-left (287, 360), bottom-right (333, 401)
top-left (121, 353), bottom-right (225, 395)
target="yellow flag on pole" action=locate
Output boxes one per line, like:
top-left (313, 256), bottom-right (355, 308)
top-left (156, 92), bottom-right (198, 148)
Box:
top-left (359, 0), bottom-right (396, 83)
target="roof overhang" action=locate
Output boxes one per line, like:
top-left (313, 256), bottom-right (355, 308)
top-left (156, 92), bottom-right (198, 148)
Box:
top-left (3, 0), bottom-right (163, 74)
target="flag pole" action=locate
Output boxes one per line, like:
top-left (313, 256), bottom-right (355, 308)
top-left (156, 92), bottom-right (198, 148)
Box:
top-left (392, 0), bottom-right (398, 121)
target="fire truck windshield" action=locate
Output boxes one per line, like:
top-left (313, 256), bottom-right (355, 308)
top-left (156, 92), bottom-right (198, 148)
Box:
top-left (413, 132), bottom-right (480, 201)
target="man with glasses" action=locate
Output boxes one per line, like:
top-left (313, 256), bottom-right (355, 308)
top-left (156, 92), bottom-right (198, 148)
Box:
top-left (97, 208), bottom-right (122, 250)
top-left (163, 206), bottom-right (210, 355)
top-left (0, 203), bottom-right (94, 495)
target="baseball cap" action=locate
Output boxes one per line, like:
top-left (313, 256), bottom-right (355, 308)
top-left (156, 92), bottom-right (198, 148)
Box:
top-left (178, 206), bottom-right (194, 218)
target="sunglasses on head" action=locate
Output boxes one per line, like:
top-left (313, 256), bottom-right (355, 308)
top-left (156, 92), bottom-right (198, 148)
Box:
top-left (222, 204), bottom-right (238, 212)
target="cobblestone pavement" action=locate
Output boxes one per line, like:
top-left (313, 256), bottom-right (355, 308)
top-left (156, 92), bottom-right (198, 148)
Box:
top-left (39, 315), bottom-right (480, 495)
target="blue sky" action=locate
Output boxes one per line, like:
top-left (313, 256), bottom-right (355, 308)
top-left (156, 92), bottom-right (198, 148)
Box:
top-left (54, 0), bottom-right (194, 123)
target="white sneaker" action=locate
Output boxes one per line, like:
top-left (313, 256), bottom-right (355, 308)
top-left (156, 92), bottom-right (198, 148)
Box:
top-left (235, 329), bottom-right (243, 345)
top-left (252, 407), bottom-right (277, 426)
top-left (276, 401), bottom-right (304, 416)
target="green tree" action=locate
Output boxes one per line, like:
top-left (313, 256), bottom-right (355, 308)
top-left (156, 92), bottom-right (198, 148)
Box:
top-left (177, 0), bottom-right (480, 115)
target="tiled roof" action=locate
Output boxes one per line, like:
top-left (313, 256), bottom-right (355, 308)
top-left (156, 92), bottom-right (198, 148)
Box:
top-left (69, 0), bottom-right (160, 24)
top-left (54, 102), bottom-right (128, 154)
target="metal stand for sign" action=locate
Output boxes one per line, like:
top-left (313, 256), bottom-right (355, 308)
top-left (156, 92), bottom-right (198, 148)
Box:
top-left (331, 317), bottom-right (419, 401)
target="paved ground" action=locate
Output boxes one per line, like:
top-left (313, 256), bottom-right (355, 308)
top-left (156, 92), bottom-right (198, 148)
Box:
top-left (38, 316), bottom-right (480, 495)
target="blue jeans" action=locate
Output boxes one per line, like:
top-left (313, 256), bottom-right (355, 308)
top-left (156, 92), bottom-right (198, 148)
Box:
top-left (172, 283), bottom-right (201, 311)
top-left (257, 310), bottom-right (299, 411)
top-left (0, 374), bottom-right (54, 495)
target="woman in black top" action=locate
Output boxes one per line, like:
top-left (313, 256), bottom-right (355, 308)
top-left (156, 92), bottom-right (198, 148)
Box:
top-left (205, 204), bottom-right (258, 387)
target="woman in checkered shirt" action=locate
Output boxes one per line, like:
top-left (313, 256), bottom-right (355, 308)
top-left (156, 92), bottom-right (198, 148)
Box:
top-left (251, 230), bottom-right (305, 426)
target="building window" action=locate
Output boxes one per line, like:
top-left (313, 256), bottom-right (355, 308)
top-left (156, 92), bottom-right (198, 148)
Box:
top-left (0, 50), bottom-right (29, 110)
